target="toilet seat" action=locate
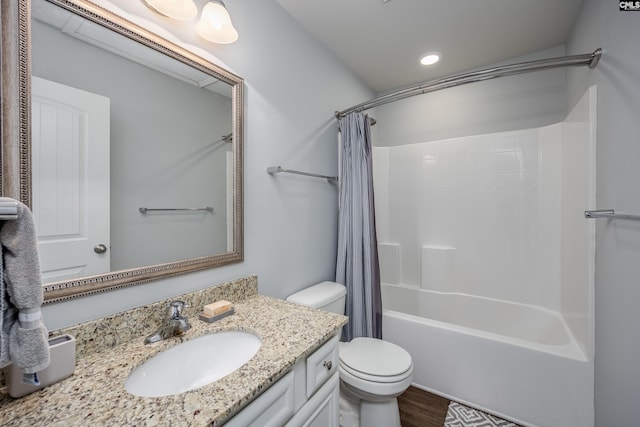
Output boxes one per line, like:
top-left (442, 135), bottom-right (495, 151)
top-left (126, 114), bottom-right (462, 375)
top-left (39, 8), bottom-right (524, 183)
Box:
top-left (338, 338), bottom-right (413, 400)
top-left (339, 338), bottom-right (412, 381)
top-left (340, 361), bottom-right (412, 384)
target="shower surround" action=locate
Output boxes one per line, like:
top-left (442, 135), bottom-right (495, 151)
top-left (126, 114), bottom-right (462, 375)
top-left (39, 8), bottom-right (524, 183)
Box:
top-left (373, 87), bottom-right (596, 426)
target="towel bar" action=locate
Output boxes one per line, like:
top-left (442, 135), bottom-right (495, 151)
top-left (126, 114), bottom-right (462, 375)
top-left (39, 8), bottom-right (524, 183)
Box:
top-left (0, 199), bottom-right (19, 220)
top-left (584, 209), bottom-right (640, 221)
top-left (267, 166), bottom-right (338, 183)
top-left (139, 207), bottom-right (214, 214)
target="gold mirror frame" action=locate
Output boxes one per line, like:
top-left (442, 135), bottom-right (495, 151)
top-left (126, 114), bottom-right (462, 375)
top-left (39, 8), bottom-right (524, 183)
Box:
top-left (0, 0), bottom-right (244, 303)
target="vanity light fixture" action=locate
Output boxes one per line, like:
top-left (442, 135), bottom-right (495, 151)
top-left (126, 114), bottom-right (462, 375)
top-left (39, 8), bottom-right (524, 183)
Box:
top-left (196, 1), bottom-right (239, 44)
top-left (141, 0), bottom-right (198, 21)
top-left (419, 51), bottom-right (442, 66)
top-left (141, 0), bottom-right (238, 44)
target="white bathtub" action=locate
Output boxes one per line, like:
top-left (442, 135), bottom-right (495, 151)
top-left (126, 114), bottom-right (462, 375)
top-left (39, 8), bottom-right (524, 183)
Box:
top-left (381, 283), bottom-right (593, 427)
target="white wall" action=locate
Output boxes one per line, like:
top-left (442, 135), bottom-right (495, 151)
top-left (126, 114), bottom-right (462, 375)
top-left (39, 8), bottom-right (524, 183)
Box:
top-left (373, 46), bottom-right (568, 147)
top-left (566, 1), bottom-right (640, 425)
top-left (560, 86), bottom-right (597, 358)
top-left (42, 0), bottom-right (372, 330)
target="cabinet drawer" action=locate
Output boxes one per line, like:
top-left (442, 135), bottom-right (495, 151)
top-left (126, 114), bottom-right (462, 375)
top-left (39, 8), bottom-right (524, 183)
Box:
top-left (306, 333), bottom-right (339, 397)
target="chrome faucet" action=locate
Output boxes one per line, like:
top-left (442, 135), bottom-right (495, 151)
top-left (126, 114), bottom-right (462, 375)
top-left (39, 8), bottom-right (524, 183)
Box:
top-left (144, 300), bottom-right (192, 344)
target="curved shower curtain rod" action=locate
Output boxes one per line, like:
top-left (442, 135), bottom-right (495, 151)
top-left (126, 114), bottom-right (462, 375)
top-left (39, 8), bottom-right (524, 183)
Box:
top-left (335, 48), bottom-right (602, 119)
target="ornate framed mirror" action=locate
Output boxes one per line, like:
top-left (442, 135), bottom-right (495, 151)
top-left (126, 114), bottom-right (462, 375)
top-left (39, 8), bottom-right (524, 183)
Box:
top-left (0, 0), bottom-right (244, 302)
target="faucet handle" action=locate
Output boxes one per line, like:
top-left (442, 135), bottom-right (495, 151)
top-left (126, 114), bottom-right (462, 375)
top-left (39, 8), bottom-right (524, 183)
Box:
top-left (168, 300), bottom-right (188, 318)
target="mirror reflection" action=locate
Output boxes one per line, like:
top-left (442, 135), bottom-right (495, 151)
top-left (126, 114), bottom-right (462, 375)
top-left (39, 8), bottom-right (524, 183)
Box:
top-left (30, 0), bottom-right (242, 288)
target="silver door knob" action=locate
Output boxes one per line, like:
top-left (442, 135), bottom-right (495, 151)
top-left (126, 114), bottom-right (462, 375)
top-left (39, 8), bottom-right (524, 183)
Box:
top-left (94, 244), bottom-right (108, 254)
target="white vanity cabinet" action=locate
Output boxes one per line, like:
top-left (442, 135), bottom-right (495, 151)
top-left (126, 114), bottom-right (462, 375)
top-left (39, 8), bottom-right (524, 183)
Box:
top-left (225, 333), bottom-right (340, 427)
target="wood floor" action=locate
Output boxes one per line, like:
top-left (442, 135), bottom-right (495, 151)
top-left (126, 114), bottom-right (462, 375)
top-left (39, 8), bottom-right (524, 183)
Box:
top-left (397, 386), bottom-right (450, 427)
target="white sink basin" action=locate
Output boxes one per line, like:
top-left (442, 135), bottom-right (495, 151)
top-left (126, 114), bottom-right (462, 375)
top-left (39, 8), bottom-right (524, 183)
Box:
top-left (125, 331), bottom-right (262, 397)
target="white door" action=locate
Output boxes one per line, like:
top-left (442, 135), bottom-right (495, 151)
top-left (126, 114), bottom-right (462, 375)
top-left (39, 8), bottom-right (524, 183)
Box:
top-left (32, 76), bottom-right (111, 282)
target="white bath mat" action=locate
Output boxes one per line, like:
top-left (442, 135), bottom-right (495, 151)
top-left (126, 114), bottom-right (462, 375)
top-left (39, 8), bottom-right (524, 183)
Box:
top-left (444, 401), bottom-right (521, 427)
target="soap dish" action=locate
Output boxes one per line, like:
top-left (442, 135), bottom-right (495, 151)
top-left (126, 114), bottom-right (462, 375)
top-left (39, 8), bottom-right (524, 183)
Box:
top-left (199, 307), bottom-right (235, 323)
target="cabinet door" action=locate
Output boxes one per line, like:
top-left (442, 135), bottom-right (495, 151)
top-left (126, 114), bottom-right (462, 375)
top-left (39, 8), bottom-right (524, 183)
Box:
top-left (225, 371), bottom-right (295, 427)
top-left (286, 373), bottom-right (340, 427)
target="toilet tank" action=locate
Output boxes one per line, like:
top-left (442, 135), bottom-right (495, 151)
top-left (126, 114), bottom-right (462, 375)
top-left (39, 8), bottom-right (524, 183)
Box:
top-left (286, 281), bottom-right (346, 315)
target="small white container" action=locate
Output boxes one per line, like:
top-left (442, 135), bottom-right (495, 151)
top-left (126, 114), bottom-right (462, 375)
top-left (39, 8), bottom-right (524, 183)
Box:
top-left (5, 334), bottom-right (76, 398)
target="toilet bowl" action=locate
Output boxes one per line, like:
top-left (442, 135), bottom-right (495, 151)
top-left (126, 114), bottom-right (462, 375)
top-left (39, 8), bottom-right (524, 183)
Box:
top-left (286, 282), bottom-right (414, 427)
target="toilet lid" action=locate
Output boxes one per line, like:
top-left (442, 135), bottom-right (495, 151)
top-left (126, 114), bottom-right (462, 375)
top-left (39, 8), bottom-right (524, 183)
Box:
top-left (340, 337), bottom-right (412, 377)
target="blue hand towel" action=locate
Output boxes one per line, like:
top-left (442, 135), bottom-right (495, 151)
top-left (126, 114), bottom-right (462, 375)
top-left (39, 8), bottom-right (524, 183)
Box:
top-left (0, 199), bottom-right (50, 379)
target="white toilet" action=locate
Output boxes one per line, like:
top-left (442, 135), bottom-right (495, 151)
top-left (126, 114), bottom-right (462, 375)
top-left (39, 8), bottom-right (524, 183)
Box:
top-left (287, 281), bottom-right (413, 427)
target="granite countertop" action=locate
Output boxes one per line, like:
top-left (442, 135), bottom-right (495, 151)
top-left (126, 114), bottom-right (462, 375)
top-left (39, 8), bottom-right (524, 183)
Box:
top-left (0, 293), bottom-right (347, 426)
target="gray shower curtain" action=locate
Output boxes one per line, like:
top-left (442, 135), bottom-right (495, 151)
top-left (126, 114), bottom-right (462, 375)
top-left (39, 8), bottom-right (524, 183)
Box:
top-left (336, 112), bottom-right (382, 341)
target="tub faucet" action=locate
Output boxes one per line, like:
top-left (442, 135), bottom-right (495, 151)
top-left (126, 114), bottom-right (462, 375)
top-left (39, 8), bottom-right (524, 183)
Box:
top-left (144, 300), bottom-right (192, 344)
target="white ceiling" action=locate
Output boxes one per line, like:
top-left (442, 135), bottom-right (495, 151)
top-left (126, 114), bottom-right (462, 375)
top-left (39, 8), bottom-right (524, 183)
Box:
top-left (275, 0), bottom-right (584, 94)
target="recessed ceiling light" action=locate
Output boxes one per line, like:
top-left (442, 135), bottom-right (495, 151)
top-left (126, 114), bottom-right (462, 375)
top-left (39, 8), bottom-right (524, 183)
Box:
top-left (419, 51), bottom-right (442, 66)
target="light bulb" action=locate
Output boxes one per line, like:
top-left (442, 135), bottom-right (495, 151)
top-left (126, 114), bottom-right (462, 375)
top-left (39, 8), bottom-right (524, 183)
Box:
top-left (196, 1), bottom-right (239, 44)
top-left (419, 52), bottom-right (442, 66)
top-left (141, 0), bottom-right (198, 21)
